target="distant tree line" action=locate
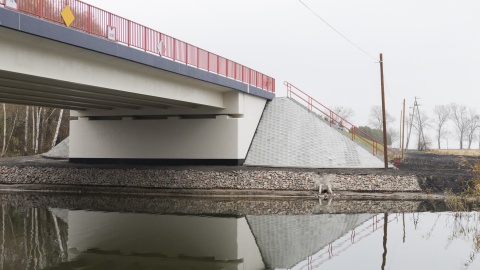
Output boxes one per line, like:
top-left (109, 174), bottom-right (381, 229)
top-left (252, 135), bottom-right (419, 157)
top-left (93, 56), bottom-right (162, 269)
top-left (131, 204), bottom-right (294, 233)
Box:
top-left (336, 102), bottom-right (480, 150)
top-left (412, 103), bottom-right (479, 150)
top-left (366, 102), bottom-right (480, 150)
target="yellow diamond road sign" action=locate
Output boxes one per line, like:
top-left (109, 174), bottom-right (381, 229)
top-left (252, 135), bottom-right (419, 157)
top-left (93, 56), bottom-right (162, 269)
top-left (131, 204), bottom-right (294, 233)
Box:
top-left (61, 5), bottom-right (75, 27)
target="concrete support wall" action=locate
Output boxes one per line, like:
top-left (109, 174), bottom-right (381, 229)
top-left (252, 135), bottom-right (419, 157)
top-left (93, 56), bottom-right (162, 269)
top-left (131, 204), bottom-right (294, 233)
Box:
top-left (69, 93), bottom-right (266, 163)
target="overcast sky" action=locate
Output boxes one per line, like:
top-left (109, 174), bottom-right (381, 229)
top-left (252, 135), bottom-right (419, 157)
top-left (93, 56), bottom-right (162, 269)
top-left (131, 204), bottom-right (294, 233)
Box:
top-left (83, 0), bottom-right (480, 148)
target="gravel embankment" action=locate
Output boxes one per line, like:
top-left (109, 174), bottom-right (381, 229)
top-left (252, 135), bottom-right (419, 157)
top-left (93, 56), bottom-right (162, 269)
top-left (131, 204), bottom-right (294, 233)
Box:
top-left (0, 164), bottom-right (421, 193)
top-left (1, 150), bottom-right (477, 196)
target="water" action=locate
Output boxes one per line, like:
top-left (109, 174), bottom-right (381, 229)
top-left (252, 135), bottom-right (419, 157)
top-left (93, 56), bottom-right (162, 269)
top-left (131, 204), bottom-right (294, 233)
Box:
top-left (1, 194), bottom-right (479, 270)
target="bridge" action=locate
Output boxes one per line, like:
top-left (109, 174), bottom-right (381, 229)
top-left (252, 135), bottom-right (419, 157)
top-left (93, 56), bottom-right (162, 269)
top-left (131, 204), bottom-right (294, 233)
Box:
top-left (0, 0), bottom-right (275, 165)
top-left (0, 0), bottom-right (396, 168)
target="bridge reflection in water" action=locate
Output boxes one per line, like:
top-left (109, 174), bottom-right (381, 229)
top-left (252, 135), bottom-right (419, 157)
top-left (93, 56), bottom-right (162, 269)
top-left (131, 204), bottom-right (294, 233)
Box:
top-left (1, 205), bottom-right (480, 270)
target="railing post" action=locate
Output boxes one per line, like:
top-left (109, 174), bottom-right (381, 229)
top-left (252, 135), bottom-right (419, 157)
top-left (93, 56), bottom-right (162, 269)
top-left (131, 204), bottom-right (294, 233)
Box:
top-left (226, 60), bottom-right (229, 78)
top-left (233, 62), bottom-right (237, 81)
top-left (196, 47), bottom-right (199, 68)
top-left (143, 27), bottom-right (147, 51)
top-left (185, 42), bottom-right (188, 64)
top-left (127, 20), bottom-right (131, 46)
top-left (38, 0), bottom-right (43, 18)
top-left (207, 52), bottom-right (210, 72)
top-left (173, 39), bottom-right (176, 61)
top-left (87, 5), bottom-right (91, 34)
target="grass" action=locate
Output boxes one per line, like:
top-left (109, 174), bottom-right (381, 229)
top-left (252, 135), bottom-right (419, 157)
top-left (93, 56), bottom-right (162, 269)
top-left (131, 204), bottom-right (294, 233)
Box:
top-left (446, 157), bottom-right (480, 211)
top-left (338, 129), bottom-right (393, 159)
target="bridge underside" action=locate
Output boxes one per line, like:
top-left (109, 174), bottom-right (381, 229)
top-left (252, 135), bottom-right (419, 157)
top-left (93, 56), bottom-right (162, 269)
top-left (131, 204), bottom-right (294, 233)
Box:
top-left (0, 69), bottom-right (203, 111)
top-left (0, 7), bottom-right (272, 165)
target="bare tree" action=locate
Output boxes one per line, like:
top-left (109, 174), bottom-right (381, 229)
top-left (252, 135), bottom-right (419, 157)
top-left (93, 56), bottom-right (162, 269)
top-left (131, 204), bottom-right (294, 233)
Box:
top-left (24, 106), bottom-right (29, 155)
top-left (388, 127), bottom-right (399, 147)
top-left (31, 106), bottom-right (36, 152)
top-left (333, 106), bottom-right (354, 127)
top-left (412, 109), bottom-right (430, 150)
top-left (466, 109), bottom-right (479, 149)
top-left (51, 109), bottom-right (64, 148)
top-left (432, 105), bottom-right (450, 149)
top-left (3, 106), bottom-right (19, 156)
top-left (450, 103), bottom-right (469, 149)
top-left (34, 107), bottom-right (42, 154)
top-left (334, 106), bottom-right (354, 120)
top-left (2, 104), bottom-right (6, 155)
top-left (369, 105), bottom-right (395, 130)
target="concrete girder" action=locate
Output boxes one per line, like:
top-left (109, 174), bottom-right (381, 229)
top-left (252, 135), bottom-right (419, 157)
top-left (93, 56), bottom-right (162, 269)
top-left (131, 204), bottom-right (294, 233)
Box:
top-left (0, 71), bottom-right (201, 110)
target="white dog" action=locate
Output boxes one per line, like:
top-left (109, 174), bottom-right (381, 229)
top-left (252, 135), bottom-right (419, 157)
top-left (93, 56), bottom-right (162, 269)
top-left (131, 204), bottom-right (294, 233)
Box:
top-left (313, 173), bottom-right (334, 195)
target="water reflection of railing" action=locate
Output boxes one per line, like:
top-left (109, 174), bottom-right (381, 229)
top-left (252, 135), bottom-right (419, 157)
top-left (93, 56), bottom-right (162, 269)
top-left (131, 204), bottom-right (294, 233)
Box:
top-left (294, 213), bottom-right (400, 270)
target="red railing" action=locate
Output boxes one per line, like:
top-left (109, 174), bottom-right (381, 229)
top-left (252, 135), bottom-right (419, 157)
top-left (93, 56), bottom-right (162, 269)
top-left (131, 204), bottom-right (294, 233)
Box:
top-left (0, 0), bottom-right (275, 93)
top-left (285, 81), bottom-right (400, 162)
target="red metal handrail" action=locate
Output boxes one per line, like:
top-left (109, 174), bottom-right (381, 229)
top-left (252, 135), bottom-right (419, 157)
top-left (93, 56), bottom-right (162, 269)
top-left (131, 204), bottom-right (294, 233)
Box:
top-left (284, 81), bottom-right (400, 162)
top-left (0, 0), bottom-right (275, 93)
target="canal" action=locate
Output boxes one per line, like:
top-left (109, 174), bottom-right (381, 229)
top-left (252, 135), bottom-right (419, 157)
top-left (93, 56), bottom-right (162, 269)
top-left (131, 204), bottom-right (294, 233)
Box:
top-left (0, 193), bottom-right (479, 269)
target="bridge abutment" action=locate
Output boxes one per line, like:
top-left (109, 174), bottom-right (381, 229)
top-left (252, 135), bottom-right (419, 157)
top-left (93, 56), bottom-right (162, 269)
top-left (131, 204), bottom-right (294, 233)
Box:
top-left (69, 93), bottom-right (267, 165)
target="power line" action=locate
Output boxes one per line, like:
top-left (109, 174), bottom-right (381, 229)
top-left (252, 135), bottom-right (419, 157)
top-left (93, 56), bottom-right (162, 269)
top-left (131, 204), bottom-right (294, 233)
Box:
top-left (297, 0), bottom-right (377, 61)
top-left (384, 78), bottom-right (397, 106)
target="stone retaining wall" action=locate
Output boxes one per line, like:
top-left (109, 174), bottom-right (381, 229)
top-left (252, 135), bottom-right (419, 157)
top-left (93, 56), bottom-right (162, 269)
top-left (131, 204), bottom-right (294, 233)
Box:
top-left (0, 166), bottom-right (422, 192)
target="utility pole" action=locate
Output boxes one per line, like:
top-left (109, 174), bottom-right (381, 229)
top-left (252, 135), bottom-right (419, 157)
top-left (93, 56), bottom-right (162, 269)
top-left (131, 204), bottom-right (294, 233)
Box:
top-left (414, 98), bottom-right (427, 150)
top-left (405, 98), bottom-right (417, 150)
top-left (379, 53), bottom-right (388, 169)
top-left (381, 213), bottom-right (389, 270)
top-left (405, 97), bottom-right (427, 150)
top-left (399, 110), bottom-right (402, 150)
top-left (402, 99), bottom-right (406, 159)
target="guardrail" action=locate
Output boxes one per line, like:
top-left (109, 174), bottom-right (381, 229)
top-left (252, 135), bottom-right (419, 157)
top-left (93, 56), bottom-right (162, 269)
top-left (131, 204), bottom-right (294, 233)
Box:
top-left (0, 0), bottom-right (275, 93)
top-left (284, 81), bottom-right (400, 163)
